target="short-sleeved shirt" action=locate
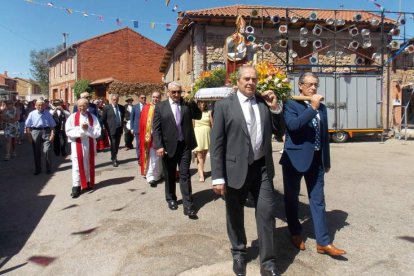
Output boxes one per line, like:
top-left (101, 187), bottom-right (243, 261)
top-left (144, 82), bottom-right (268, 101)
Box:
top-left (25, 109), bottom-right (57, 128)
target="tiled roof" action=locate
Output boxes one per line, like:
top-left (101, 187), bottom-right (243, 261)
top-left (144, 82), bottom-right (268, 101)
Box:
top-left (160, 4), bottom-right (396, 72)
top-left (184, 4), bottom-right (394, 23)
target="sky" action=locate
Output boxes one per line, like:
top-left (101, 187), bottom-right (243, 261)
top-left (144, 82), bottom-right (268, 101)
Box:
top-left (0, 0), bottom-right (413, 79)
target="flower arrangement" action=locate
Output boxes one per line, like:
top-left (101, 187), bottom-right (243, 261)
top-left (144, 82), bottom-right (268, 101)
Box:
top-left (189, 68), bottom-right (227, 99)
top-left (255, 62), bottom-right (292, 101)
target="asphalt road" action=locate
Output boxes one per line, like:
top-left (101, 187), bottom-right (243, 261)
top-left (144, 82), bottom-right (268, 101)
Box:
top-left (0, 135), bottom-right (413, 275)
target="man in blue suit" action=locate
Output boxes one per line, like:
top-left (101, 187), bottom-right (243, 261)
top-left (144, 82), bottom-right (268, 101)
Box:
top-left (129, 98), bottom-right (141, 163)
top-left (280, 72), bottom-right (346, 256)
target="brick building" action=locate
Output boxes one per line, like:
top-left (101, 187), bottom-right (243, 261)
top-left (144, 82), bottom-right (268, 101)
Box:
top-left (49, 27), bottom-right (165, 104)
top-left (0, 71), bottom-right (17, 91)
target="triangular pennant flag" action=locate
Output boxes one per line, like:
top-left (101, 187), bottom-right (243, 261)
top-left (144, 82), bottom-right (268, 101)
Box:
top-left (47, 2), bottom-right (54, 7)
top-left (83, 11), bottom-right (89, 17)
top-left (166, 0), bottom-right (171, 7)
top-left (98, 15), bottom-right (104, 22)
top-left (166, 23), bottom-right (171, 31)
top-left (172, 5), bottom-right (178, 12)
top-left (133, 20), bottom-right (139, 28)
top-left (150, 22), bottom-right (156, 29)
top-left (116, 18), bottom-right (122, 26)
top-left (25, 0), bottom-right (33, 3)
top-left (66, 8), bottom-right (73, 14)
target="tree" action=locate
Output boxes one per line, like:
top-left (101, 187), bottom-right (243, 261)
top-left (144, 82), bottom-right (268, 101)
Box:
top-left (29, 45), bottom-right (62, 95)
top-left (73, 79), bottom-right (91, 100)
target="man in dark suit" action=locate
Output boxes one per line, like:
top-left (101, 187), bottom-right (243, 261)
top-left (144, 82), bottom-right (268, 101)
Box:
top-left (210, 65), bottom-right (282, 276)
top-left (153, 81), bottom-right (201, 218)
top-left (72, 92), bottom-right (99, 118)
top-left (101, 94), bottom-right (125, 167)
top-left (129, 98), bottom-right (141, 163)
top-left (280, 72), bottom-right (346, 256)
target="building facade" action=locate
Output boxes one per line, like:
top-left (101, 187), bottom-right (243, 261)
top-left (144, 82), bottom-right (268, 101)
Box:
top-left (49, 27), bottom-right (165, 104)
top-left (160, 5), bottom-right (414, 132)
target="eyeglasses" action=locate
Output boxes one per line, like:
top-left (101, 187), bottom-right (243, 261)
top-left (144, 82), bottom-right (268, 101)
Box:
top-left (301, 82), bottom-right (319, 88)
top-left (170, 90), bottom-right (182, 95)
top-left (140, 97), bottom-right (146, 99)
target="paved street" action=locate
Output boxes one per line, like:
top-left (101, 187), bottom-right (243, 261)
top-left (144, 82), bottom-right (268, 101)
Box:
top-left (0, 136), bottom-right (413, 275)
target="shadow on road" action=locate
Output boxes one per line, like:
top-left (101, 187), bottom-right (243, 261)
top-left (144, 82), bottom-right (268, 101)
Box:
top-left (0, 141), bottom-right (68, 271)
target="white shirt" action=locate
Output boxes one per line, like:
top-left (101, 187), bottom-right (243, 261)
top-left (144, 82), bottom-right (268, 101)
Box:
top-left (237, 92), bottom-right (263, 159)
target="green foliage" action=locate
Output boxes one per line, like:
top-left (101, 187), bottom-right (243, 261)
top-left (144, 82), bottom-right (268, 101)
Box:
top-left (190, 68), bottom-right (227, 98)
top-left (29, 45), bottom-right (63, 95)
top-left (73, 79), bottom-right (91, 99)
top-left (229, 71), bottom-right (238, 86)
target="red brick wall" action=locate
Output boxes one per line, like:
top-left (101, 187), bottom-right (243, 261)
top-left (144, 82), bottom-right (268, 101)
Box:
top-left (77, 28), bottom-right (164, 83)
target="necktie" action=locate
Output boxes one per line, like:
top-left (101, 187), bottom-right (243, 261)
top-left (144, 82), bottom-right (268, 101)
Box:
top-left (115, 105), bottom-right (121, 127)
top-left (248, 97), bottom-right (257, 163)
top-left (174, 102), bottom-right (183, 141)
top-left (312, 113), bottom-right (321, 151)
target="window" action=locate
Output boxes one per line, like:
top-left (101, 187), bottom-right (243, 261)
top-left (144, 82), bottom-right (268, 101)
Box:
top-left (71, 58), bottom-right (75, 73)
top-left (65, 60), bottom-right (68, 75)
top-left (60, 62), bottom-right (63, 77)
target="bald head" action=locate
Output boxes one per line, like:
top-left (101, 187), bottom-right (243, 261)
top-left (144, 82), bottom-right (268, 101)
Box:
top-left (77, 98), bottom-right (89, 114)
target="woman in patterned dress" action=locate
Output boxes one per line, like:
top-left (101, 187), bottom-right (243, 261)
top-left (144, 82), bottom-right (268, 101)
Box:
top-left (2, 100), bottom-right (19, 160)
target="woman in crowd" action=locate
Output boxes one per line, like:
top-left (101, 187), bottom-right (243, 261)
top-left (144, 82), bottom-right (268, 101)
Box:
top-left (95, 98), bottom-right (110, 152)
top-left (15, 100), bottom-right (27, 145)
top-left (193, 101), bottom-right (213, 182)
top-left (2, 100), bottom-right (19, 160)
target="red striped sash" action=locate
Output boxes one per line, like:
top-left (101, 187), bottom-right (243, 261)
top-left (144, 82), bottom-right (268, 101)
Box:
top-left (74, 112), bottom-right (95, 189)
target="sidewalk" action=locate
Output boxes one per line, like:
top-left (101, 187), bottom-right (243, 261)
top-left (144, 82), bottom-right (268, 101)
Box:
top-left (0, 137), bottom-right (413, 275)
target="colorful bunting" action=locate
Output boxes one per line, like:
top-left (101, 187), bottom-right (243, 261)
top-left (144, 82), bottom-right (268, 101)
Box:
top-left (23, 0), bottom-right (179, 30)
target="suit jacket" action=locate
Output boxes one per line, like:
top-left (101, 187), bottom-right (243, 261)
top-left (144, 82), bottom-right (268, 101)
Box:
top-left (101, 104), bottom-right (125, 135)
top-left (73, 102), bottom-right (99, 118)
top-left (153, 98), bottom-right (202, 157)
top-left (210, 93), bottom-right (277, 189)
top-left (279, 99), bottom-right (330, 173)
top-left (129, 104), bottom-right (141, 134)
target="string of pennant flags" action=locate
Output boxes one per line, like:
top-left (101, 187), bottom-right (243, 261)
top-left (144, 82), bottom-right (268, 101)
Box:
top-left (24, 0), bottom-right (180, 31)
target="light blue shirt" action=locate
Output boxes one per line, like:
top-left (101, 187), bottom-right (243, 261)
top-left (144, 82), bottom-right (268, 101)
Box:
top-left (25, 109), bottom-right (57, 128)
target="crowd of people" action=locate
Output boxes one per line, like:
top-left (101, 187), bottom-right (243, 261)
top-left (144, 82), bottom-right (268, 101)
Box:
top-left (0, 68), bottom-right (346, 276)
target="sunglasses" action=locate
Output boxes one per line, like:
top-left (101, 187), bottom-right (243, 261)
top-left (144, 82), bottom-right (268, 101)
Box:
top-left (170, 90), bottom-right (182, 95)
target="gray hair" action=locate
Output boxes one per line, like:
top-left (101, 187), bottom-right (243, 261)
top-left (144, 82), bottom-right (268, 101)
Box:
top-left (168, 81), bottom-right (182, 90)
top-left (298, 72), bottom-right (319, 84)
top-left (77, 98), bottom-right (89, 106)
top-left (110, 94), bottom-right (119, 99)
top-left (237, 65), bottom-right (257, 80)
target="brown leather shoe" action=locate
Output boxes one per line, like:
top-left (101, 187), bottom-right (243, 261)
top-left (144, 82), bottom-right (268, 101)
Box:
top-left (291, 235), bottom-right (305, 250)
top-left (316, 244), bottom-right (346, 256)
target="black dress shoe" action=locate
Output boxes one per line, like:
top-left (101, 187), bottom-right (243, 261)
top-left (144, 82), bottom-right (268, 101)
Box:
top-left (34, 171), bottom-right (41, 175)
top-left (71, 187), bottom-right (81, 198)
top-left (168, 200), bottom-right (178, 210)
top-left (183, 207), bottom-right (197, 219)
top-left (86, 182), bottom-right (93, 191)
top-left (148, 180), bottom-right (157, 187)
top-left (260, 268), bottom-right (281, 276)
top-left (112, 160), bottom-right (119, 167)
top-left (233, 259), bottom-right (246, 276)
